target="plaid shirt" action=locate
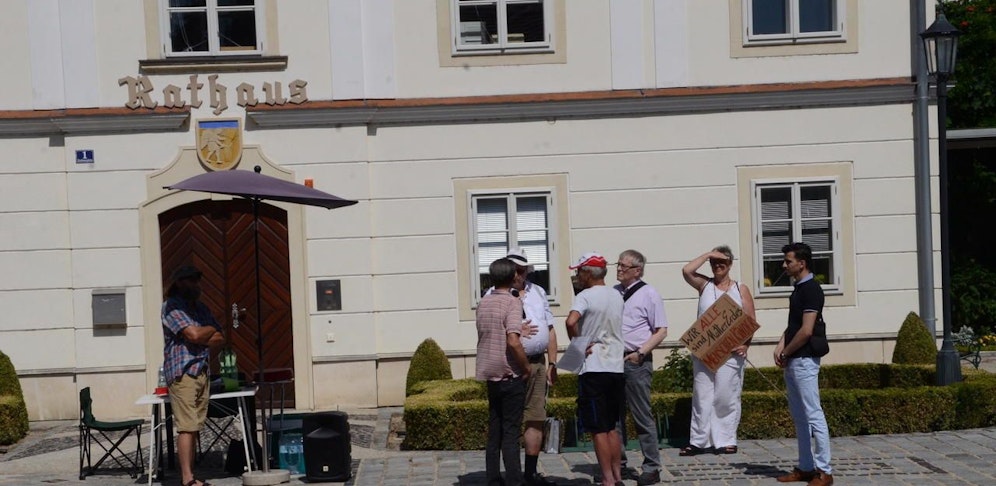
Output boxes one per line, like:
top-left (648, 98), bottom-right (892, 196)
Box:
top-left (161, 295), bottom-right (220, 385)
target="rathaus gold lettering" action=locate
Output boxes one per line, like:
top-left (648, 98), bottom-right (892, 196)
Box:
top-left (118, 74), bottom-right (308, 115)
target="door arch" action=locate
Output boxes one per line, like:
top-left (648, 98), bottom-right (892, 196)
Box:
top-left (159, 199), bottom-right (295, 407)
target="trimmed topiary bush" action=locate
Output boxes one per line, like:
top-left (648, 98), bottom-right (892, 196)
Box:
top-left (0, 350), bottom-right (28, 445)
top-left (406, 338), bottom-right (453, 397)
top-left (892, 312), bottom-right (938, 364)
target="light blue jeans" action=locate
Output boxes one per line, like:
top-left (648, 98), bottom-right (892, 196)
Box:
top-left (784, 357), bottom-right (832, 474)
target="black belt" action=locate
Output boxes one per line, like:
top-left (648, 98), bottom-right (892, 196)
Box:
top-left (527, 354), bottom-right (546, 364)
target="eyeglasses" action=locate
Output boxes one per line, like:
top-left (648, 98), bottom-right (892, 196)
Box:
top-left (615, 263), bottom-right (640, 271)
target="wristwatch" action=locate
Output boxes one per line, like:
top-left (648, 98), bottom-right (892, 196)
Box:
top-left (779, 352), bottom-right (786, 361)
top-left (637, 351), bottom-right (646, 361)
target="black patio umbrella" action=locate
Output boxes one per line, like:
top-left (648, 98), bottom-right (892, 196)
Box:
top-left (165, 165), bottom-right (357, 474)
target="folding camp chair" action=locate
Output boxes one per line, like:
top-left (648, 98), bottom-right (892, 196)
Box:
top-left (79, 387), bottom-right (144, 479)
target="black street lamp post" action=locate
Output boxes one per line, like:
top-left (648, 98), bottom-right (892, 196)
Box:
top-left (920, 13), bottom-right (961, 386)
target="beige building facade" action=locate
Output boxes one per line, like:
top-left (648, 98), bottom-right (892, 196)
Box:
top-left (0, 0), bottom-right (940, 420)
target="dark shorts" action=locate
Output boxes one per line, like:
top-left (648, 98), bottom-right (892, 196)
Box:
top-left (577, 372), bottom-right (625, 434)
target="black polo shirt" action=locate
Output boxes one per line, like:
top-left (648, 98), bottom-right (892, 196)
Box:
top-left (784, 275), bottom-right (824, 359)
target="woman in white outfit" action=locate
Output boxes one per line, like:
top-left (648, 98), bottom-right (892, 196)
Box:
top-left (679, 245), bottom-right (756, 456)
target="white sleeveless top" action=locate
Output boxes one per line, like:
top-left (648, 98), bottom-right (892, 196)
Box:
top-left (697, 279), bottom-right (744, 318)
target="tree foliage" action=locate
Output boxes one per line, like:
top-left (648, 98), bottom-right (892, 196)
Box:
top-left (944, 0), bottom-right (996, 129)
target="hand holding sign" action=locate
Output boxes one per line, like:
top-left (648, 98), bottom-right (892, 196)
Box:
top-left (679, 293), bottom-right (760, 372)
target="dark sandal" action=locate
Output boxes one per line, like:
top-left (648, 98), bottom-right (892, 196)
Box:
top-left (715, 445), bottom-right (738, 454)
top-left (679, 445), bottom-right (709, 456)
top-left (183, 480), bottom-right (212, 486)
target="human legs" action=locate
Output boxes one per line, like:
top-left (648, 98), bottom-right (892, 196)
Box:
top-left (688, 356), bottom-right (716, 449)
top-left (579, 373), bottom-right (625, 486)
top-left (785, 358), bottom-right (832, 474)
top-left (168, 372), bottom-right (209, 485)
top-left (622, 359), bottom-right (660, 473)
top-left (486, 378), bottom-right (526, 486)
top-left (711, 355), bottom-right (745, 448)
top-left (522, 361), bottom-right (550, 484)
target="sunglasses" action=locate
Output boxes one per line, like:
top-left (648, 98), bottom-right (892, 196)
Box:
top-left (709, 259), bottom-right (732, 266)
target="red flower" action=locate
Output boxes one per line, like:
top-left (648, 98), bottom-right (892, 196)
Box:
top-left (961, 20), bottom-right (970, 28)
top-left (967, 6), bottom-right (976, 12)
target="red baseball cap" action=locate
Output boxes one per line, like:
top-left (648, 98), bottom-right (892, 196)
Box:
top-left (569, 252), bottom-right (607, 269)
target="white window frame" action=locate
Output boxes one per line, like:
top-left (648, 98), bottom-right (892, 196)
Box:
top-left (451, 0), bottom-right (554, 55)
top-left (751, 177), bottom-right (842, 296)
top-left (159, 0), bottom-right (264, 57)
top-left (743, 0), bottom-right (845, 45)
top-left (468, 188), bottom-right (559, 306)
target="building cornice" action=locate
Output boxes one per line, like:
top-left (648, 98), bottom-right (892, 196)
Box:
top-left (0, 106), bottom-right (189, 137)
top-left (247, 78), bottom-right (914, 129)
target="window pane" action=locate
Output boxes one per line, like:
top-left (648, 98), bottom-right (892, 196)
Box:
top-left (218, 0), bottom-right (254, 6)
top-left (459, 4), bottom-right (498, 45)
top-left (169, 0), bottom-right (206, 7)
top-left (762, 256), bottom-right (791, 287)
top-left (760, 186), bottom-right (792, 220)
top-left (800, 185), bottom-right (831, 218)
top-left (802, 219), bottom-right (832, 252)
top-left (800, 0), bottom-right (835, 33)
top-left (762, 220), bottom-right (793, 254)
top-left (811, 254), bottom-right (834, 285)
top-left (506, 2), bottom-right (545, 43)
top-left (218, 10), bottom-right (257, 50)
top-left (476, 198), bottom-right (509, 273)
top-left (752, 0), bottom-right (788, 35)
top-left (170, 12), bottom-right (209, 52)
top-left (515, 196), bottom-right (547, 231)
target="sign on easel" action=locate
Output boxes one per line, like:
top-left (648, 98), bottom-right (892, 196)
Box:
top-left (679, 293), bottom-right (760, 373)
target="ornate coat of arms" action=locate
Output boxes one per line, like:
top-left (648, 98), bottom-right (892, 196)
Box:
top-left (196, 119), bottom-right (243, 170)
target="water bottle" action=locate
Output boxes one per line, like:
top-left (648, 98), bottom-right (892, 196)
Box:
top-left (279, 433), bottom-right (301, 474)
top-left (157, 367), bottom-right (166, 387)
top-left (292, 434), bottom-right (305, 475)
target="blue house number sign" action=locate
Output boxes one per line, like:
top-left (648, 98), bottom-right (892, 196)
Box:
top-left (75, 150), bottom-right (94, 164)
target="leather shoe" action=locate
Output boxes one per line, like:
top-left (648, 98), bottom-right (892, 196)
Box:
top-left (776, 467), bottom-right (816, 482)
top-left (636, 469), bottom-right (661, 485)
top-left (525, 473), bottom-right (557, 486)
top-left (620, 466), bottom-right (640, 480)
top-left (806, 470), bottom-right (833, 486)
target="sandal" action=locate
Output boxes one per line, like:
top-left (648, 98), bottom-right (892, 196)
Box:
top-left (715, 445), bottom-right (738, 454)
top-left (679, 445), bottom-right (709, 456)
top-left (183, 480), bottom-right (212, 486)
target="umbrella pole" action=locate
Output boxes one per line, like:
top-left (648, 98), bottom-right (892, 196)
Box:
top-left (254, 196), bottom-right (268, 473)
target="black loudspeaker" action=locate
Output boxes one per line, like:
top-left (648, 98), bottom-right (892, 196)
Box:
top-left (302, 412), bottom-right (351, 481)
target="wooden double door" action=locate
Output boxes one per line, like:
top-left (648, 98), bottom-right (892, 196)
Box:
top-left (159, 199), bottom-right (295, 408)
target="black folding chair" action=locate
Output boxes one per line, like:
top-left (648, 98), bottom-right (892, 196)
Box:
top-left (78, 387), bottom-right (144, 479)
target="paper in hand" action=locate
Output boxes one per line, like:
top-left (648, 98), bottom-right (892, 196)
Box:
top-left (556, 335), bottom-right (592, 374)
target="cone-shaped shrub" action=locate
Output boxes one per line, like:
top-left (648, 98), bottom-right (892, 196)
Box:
top-left (892, 312), bottom-right (938, 364)
top-left (0, 350), bottom-right (28, 445)
top-left (406, 338), bottom-right (453, 396)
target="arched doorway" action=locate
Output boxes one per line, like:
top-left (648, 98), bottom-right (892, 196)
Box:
top-left (159, 199), bottom-right (296, 407)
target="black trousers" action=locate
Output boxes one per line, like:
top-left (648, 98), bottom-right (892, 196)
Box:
top-left (486, 377), bottom-right (526, 486)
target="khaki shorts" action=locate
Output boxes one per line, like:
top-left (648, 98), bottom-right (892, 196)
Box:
top-left (523, 361), bottom-right (548, 423)
top-left (169, 371), bottom-right (209, 433)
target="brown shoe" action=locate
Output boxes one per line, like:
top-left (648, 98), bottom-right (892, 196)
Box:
top-left (806, 470), bottom-right (833, 486)
top-left (776, 467), bottom-right (816, 482)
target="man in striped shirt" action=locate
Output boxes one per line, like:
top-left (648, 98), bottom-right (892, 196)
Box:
top-left (476, 257), bottom-right (532, 486)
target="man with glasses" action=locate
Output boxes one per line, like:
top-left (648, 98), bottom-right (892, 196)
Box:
top-left (612, 250), bottom-right (667, 485)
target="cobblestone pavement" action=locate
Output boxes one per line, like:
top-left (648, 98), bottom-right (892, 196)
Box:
top-left (2, 406), bottom-right (996, 485)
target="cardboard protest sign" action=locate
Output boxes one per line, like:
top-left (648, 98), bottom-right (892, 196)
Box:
top-left (679, 293), bottom-right (760, 373)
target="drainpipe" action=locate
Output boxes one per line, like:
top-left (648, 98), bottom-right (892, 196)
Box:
top-left (912, 0), bottom-right (937, 336)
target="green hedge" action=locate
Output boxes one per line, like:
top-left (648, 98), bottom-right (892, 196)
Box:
top-left (402, 365), bottom-right (996, 450)
top-left (0, 350), bottom-right (28, 445)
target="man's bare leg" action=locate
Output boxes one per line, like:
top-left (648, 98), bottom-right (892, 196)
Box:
top-left (592, 430), bottom-right (622, 485)
top-left (177, 431), bottom-right (197, 485)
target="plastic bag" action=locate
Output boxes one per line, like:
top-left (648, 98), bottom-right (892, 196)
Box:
top-left (543, 417), bottom-right (561, 454)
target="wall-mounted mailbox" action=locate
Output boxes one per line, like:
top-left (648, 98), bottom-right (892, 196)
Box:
top-left (316, 280), bottom-right (341, 311)
top-left (92, 289), bottom-right (126, 328)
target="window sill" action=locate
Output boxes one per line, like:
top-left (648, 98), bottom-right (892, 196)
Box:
top-left (139, 55), bottom-right (288, 75)
top-left (743, 37), bottom-right (846, 48)
top-left (452, 47), bottom-right (555, 57)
